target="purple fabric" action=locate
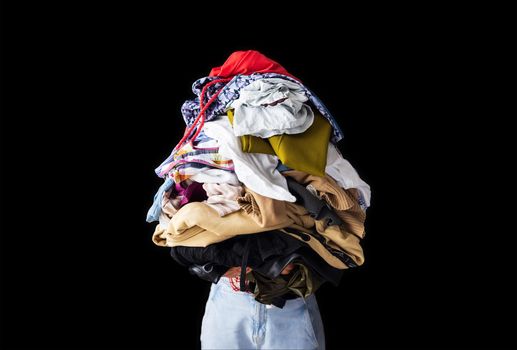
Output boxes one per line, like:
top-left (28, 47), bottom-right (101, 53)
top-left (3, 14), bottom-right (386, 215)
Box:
top-left (175, 181), bottom-right (208, 207)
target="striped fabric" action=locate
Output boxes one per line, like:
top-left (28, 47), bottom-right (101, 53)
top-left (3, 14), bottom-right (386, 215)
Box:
top-left (156, 140), bottom-right (235, 184)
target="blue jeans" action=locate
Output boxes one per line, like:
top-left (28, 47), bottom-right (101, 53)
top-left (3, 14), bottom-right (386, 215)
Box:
top-left (200, 277), bottom-right (325, 349)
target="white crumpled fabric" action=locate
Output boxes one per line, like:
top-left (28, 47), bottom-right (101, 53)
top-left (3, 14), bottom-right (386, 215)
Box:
top-left (202, 116), bottom-right (297, 202)
top-left (229, 78), bottom-right (314, 138)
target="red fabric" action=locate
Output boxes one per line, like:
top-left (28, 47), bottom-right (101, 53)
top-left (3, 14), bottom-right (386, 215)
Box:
top-left (208, 50), bottom-right (300, 81)
top-left (174, 50), bottom-right (299, 151)
top-left (173, 78), bottom-right (231, 151)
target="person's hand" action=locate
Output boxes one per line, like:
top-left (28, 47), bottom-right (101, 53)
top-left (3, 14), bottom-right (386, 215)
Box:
top-left (280, 263), bottom-right (296, 275)
top-left (223, 266), bottom-right (252, 278)
top-left (222, 263), bottom-right (295, 278)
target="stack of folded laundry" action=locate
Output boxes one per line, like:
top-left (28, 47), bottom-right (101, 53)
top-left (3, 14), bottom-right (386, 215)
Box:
top-left (147, 50), bottom-right (371, 308)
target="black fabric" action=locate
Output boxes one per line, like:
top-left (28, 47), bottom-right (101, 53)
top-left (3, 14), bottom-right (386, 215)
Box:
top-left (170, 230), bottom-right (303, 271)
top-left (255, 246), bottom-right (344, 287)
top-left (240, 239), bottom-right (250, 291)
top-left (170, 230), bottom-right (344, 288)
top-left (285, 176), bottom-right (343, 226)
top-left (187, 263), bottom-right (228, 284)
top-left (283, 226), bottom-right (358, 268)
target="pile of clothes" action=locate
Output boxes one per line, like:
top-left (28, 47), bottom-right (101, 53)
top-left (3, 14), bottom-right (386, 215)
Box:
top-left (147, 50), bottom-right (371, 308)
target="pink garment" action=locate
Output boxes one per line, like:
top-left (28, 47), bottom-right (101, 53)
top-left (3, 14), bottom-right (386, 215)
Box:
top-left (202, 183), bottom-right (244, 216)
top-left (162, 180), bottom-right (208, 219)
top-left (175, 181), bottom-right (207, 207)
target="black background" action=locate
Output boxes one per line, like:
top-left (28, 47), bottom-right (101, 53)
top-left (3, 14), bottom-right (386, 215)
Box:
top-left (1, 2), bottom-right (516, 350)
